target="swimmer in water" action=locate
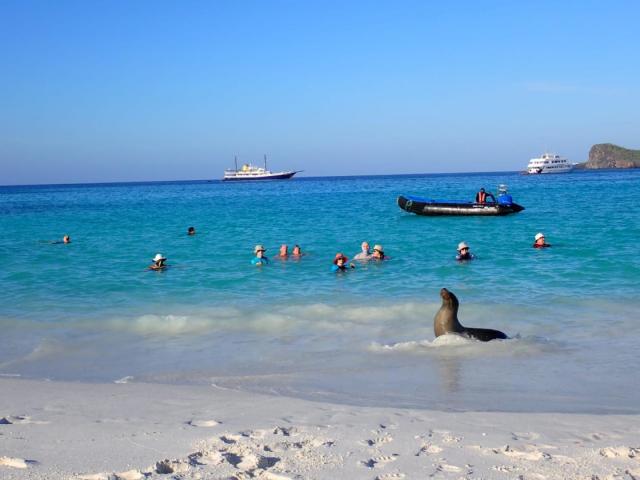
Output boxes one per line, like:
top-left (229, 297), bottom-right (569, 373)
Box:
top-left (371, 244), bottom-right (387, 261)
top-left (456, 241), bottom-right (475, 261)
top-left (353, 241), bottom-right (372, 261)
top-left (251, 245), bottom-right (269, 265)
top-left (50, 235), bottom-right (71, 245)
top-left (149, 253), bottom-right (167, 270)
top-left (533, 232), bottom-right (551, 249)
top-left (291, 244), bottom-right (303, 257)
top-left (278, 244), bottom-right (289, 258)
top-left (187, 226), bottom-right (196, 236)
top-left (331, 253), bottom-right (355, 272)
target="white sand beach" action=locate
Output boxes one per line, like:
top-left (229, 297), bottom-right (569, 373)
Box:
top-left (1, 378), bottom-right (639, 479)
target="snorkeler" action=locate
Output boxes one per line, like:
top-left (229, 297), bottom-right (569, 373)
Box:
top-left (149, 253), bottom-right (168, 270)
top-left (252, 245), bottom-right (269, 265)
top-left (456, 241), bottom-right (475, 261)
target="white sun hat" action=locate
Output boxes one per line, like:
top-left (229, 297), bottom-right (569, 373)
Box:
top-left (254, 244), bottom-right (266, 253)
top-left (457, 241), bottom-right (469, 251)
top-left (152, 253), bottom-right (166, 262)
top-left (535, 233), bottom-right (545, 241)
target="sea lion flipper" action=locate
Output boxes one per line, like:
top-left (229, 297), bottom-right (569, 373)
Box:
top-left (464, 327), bottom-right (508, 342)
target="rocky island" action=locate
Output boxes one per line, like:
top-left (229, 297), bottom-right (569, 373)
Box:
top-left (575, 143), bottom-right (640, 169)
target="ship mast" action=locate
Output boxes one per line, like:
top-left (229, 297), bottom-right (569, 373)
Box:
top-left (234, 155), bottom-right (238, 172)
top-left (264, 154), bottom-right (267, 171)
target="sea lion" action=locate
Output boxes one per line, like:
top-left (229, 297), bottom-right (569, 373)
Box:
top-left (434, 288), bottom-right (508, 341)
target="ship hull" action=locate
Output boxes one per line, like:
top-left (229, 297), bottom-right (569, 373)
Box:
top-left (221, 171), bottom-right (298, 181)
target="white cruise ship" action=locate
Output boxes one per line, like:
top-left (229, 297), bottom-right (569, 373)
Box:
top-left (526, 153), bottom-right (574, 174)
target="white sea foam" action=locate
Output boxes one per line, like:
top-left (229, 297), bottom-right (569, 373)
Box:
top-left (114, 376), bottom-right (134, 384)
top-left (102, 302), bottom-right (438, 337)
top-left (369, 334), bottom-right (558, 359)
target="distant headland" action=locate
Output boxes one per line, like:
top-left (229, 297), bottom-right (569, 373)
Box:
top-left (574, 143), bottom-right (640, 169)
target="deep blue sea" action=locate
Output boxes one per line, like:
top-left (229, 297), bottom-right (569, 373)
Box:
top-left (1, 170), bottom-right (639, 413)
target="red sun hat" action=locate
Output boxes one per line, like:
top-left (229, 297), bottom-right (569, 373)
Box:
top-left (333, 253), bottom-right (348, 264)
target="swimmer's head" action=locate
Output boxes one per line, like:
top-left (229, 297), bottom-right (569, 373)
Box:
top-left (63, 235), bottom-right (71, 243)
top-left (152, 253), bottom-right (167, 264)
top-left (334, 253), bottom-right (348, 265)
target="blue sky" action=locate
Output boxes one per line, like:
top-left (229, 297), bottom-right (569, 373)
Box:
top-left (1, 1), bottom-right (639, 184)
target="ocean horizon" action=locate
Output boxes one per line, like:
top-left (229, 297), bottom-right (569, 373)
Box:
top-left (3, 167), bottom-right (619, 188)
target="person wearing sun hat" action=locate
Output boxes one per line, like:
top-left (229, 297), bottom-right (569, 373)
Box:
top-left (149, 253), bottom-right (168, 270)
top-left (533, 232), bottom-right (551, 249)
top-left (371, 244), bottom-right (387, 261)
top-left (456, 241), bottom-right (475, 261)
top-left (331, 252), bottom-right (355, 272)
top-left (251, 244), bottom-right (269, 265)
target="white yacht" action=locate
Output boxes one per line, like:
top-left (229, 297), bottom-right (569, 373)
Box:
top-left (222, 155), bottom-right (298, 181)
top-left (526, 153), bottom-right (573, 174)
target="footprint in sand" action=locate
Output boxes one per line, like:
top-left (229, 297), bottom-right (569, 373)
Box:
top-left (366, 434), bottom-right (394, 447)
top-left (491, 464), bottom-right (517, 473)
top-left (495, 444), bottom-right (552, 461)
top-left (441, 433), bottom-right (462, 444)
top-left (599, 446), bottom-right (638, 458)
top-left (273, 426), bottom-right (297, 437)
top-left (219, 433), bottom-right (243, 444)
top-left (511, 431), bottom-right (540, 441)
top-left (416, 443), bottom-right (443, 456)
top-left (223, 451), bottom-right (280, 470)
top-left (0, 457), bottom-right (29, 469)
top-left (435, 463), bottom-right (462, 473)
top-left (627, 467), bottom-right (640, 479)
top-left (375, 473), bottom-right (405, 480)
top-left (241, 429), bottom-right (268, 439)
top-left (188, 450), bottom-right (224, 466)
top-left (154, 459), bottom-right (190, 475)
top-left (361, 454), bottom-right (399, 468)
top-left (188, 419), bottom-right (220, 427)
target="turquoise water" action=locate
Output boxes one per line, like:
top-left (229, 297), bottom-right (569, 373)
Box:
top-left (1, 170), bottom-right (639, 413)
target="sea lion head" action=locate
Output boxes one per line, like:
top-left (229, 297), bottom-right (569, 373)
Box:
top-left (440, 288), bottom-right (459, 311)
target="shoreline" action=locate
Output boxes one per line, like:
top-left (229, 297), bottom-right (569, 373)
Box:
top-left (2, 377), bottom-right (639, 479)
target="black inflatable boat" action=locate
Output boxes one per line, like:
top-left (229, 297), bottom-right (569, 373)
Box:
top-left (397, 195), bottom-right (525, 216)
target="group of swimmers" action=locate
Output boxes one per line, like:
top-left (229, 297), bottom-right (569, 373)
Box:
top-left (54, 224), bottom-right (551, 272)
top-left (250, 244), bottom-right (303, 266)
